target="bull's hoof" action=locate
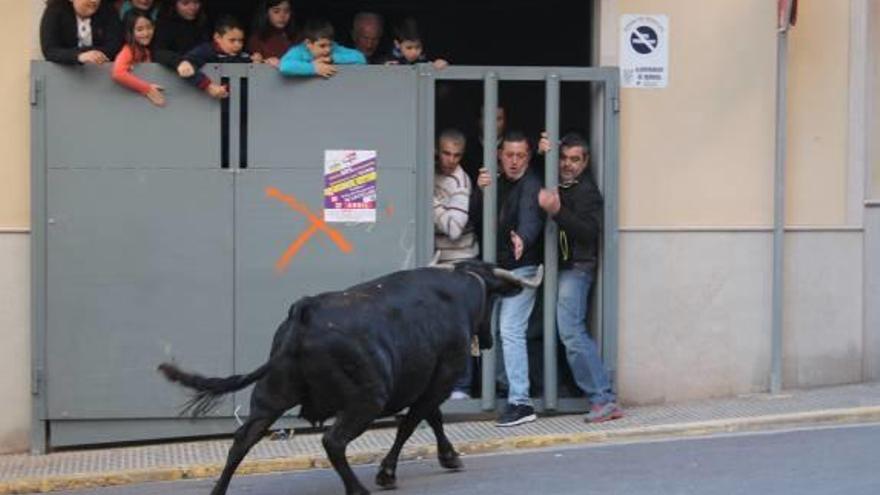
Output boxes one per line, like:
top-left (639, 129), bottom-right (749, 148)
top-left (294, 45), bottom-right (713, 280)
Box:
top-left (375, 468), bottom-right (397, 489)
top-left (438, 452), bottom-right (463, 470)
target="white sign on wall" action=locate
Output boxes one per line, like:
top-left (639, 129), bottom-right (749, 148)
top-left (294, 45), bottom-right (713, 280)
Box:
top-left (620, 14), bottom-right (669, 89)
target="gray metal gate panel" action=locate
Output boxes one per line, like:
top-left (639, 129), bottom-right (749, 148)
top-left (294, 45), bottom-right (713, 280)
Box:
top-left (36, 63), bottom-right (234, 421)
top-left (233, 170), bottom-right (416, 378)
top-left (235, 67), bottom-right (419, 393)
top-left (246, 66), bottom-right (418, 168)
top-left (42, 64), bottom-right (220, 169)
top-left (46, 170), bottom-right (234, 419)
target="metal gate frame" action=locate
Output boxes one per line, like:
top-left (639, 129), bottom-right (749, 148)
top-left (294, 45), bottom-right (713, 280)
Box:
top-left (419, 66), bottom-right (620, 414)
top-left (30, 63), bottom-right (618, 452)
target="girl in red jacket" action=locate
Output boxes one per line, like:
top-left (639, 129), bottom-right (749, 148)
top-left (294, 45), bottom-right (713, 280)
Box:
top-left (112, 9), bottom-right (165, 106)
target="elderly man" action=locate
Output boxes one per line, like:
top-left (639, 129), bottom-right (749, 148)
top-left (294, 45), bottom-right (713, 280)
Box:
top-left (351, 11), bottom-right (384, 63)
top-left (537, 132), bottom-right (622, 423)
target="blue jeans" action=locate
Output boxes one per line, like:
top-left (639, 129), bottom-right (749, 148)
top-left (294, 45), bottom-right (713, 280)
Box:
top-left (498, 265), bottom-right (539, 405)
top-left (557, 268), bottom-right (616, 406)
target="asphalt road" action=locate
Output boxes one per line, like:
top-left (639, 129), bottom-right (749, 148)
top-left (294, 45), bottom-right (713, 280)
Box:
top-left (54, 423), bottom-right (880, 495)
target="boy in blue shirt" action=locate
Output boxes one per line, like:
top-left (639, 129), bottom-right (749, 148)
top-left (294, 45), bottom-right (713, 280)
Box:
top-left (279, 19), bottom-right (365, 78)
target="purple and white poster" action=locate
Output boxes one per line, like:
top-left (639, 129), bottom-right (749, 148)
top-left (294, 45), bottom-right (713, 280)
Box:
top-left (323, 150), bottom-right (377, 223)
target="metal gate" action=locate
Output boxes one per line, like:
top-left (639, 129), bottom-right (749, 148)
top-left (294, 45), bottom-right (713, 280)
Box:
top-left (420, 66), bottom-right (620, 414)
top-left (30, 62), bottom-right (617, 451)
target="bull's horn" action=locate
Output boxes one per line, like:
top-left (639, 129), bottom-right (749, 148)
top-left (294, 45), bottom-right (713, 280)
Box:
top-left (427, 251), bottom-right (456, 270)
top-left (492, 265), bottom-right (544, 289)
top-left (428, 251), bottom-right (442, 266)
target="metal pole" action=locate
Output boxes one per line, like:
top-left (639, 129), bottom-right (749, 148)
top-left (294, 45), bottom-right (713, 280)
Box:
top-left (543, 74), bottom-right (560, 410)
top-left (418, 66), bottom-right (436, 266)
top-left (771, 9), bottom-right (792, 394)
top-left (481, 73), bottom-right (499, 411)
top-left (601, 74), bottom-right (621, 381)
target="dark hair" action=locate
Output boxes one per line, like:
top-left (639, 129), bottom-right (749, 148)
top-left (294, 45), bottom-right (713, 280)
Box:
top-left (122, 9), bottom-right (154, 57)
top-left (303, 18), bottom-right (334, 42)
top-left (214, 15), bottom-right (244, 36)
top-left (500, 130), bottom-right (531, 149)
top-left (46, 0), bottom-right (110, 13)
top-left (160, 0), bottom-right (207, 27)
top-left (560, 132), bottom-right (590, 155)
top-left (252, 0), bottom-right (297, 42)
top-left (393, 17), bottom-right (421, 43)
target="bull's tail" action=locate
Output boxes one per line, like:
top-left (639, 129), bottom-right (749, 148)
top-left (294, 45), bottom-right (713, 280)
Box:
top-left (157, 361), bottom-right (272, 417)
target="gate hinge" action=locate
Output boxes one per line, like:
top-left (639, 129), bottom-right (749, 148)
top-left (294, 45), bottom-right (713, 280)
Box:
top-left (611, 96), bottom-right (620, 113)
top-left (30, 78), bottom-right (42, 106)
top-left (32, 367), bottom-right (43, 396)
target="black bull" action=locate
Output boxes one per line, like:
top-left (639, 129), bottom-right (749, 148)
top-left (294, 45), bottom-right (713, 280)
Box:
top-left (158, 260), bottom-right (543, 495)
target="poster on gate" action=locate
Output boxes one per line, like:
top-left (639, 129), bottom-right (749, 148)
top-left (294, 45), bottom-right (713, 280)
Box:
top-left (323, 150), bottom-right (377, 223)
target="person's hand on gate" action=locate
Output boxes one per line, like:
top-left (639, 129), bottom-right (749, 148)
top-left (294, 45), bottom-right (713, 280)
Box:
top-left (314, 60), bottom-right (337, 78)
top-left (145, 84), bottom-right (166, 107)
top-left (510, 230), bottom-right (524, 260)
top-left (477, 167), bottom-right (492, 189)
top-left (205, 82), bottom-right (229, 99)
top-left (538, 131), bottom-right (552, 155)
top-left (177, 61), bottom-right (195, 78)
top-left (78, 50), bottom-right (108, 65)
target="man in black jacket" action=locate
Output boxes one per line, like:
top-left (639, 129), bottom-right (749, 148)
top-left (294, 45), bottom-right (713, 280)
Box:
top-left (537, 132), bottom-right (622, 423)
top-left (478, 131), bottom-right (545, 427)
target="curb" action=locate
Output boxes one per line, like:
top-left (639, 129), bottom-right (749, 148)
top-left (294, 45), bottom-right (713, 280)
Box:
top-left (3, 406), bottom-right (880, 494)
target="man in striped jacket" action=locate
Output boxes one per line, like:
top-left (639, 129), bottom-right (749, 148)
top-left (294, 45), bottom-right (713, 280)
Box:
top-left (433, 128), bottom-right (480, 400)
top-left (434, 128), bottom-right (480, 263)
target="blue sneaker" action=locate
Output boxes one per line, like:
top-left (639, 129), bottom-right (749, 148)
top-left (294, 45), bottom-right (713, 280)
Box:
top-left (495, 403), bottom-right (537, 427)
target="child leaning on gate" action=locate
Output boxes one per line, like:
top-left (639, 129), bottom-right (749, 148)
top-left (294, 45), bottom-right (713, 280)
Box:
top-left (112, 9), bottom-right (165, 107)
top-left (382, 17), bottom-right (448, 70)
top-left (248, 0), bottom-right (299, 68)
top-left (278, 19), bottom-right (365, 78)
top-left (178, 15), bottom-right (251, 99)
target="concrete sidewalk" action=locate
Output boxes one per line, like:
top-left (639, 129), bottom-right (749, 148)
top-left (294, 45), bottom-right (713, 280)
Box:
top-left (2, 382), bottom-right (880, 494)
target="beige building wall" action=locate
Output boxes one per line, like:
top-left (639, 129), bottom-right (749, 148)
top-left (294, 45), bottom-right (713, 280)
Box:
top-left (617, 0), bottom-right (852, 227)
top-left (618, 0), bottom-right (777, 227)
top-left (0, 0), bottom-right (36, 454)
top-left (872, 1), bottom-right (880, 199)
top-left (787, 0), bottom-right (851, 224)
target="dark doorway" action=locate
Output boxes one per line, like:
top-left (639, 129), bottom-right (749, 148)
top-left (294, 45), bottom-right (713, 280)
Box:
top-left (207, 0), bottom-right (593, 67)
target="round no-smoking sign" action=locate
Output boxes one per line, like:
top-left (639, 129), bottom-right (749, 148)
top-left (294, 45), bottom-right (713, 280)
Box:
top-left (620, 15), bottom-right (669, 88)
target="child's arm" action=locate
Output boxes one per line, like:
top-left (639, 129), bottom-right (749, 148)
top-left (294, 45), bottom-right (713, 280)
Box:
top-left (278, 45), bottom-right (318, 76)
top-left (111, 46), bottom-right (153, 95)
top-left (180, 43), bottom-right (213, 89)
top-left (330, 44), bottom-right (367, 65)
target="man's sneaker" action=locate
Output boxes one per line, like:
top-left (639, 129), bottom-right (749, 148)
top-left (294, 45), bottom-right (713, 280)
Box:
top-left (584, 402), bottom-right (623, 423)
top-left (449, 390), bottom-right (471, 400)
top-left (495, 403), bottom-right (537, 427)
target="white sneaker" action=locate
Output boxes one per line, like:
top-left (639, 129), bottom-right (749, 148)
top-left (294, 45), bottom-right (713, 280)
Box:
top-left (449, 390), bottom-right (471, 400)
